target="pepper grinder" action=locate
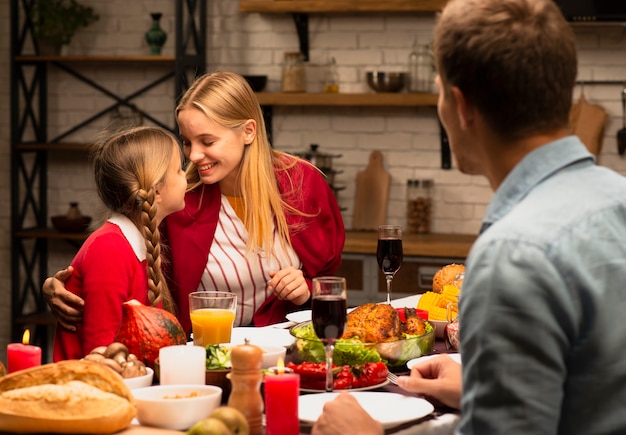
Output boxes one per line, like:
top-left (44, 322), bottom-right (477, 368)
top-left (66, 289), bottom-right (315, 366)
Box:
top-left (227, 339), bottom-right (264, 435)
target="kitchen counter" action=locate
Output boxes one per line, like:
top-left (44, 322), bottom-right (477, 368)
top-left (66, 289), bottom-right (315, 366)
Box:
top-left (344, 231), bottom-right (477, 258)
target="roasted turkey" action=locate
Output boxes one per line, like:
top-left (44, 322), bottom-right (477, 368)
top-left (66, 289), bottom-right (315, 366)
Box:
top-left (342, 303), bottom-right (427, 343)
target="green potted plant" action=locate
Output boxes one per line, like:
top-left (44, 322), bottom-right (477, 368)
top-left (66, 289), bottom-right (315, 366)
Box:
top-left (31, 0), bottom-right (99, 55)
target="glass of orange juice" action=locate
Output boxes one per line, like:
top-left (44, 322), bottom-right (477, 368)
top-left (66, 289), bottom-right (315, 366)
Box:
top-left (189, 291), bottom-right (237, 346)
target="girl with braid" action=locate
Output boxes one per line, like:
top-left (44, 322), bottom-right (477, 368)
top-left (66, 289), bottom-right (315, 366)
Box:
top-left (53, 126), bottom-right (187, 361)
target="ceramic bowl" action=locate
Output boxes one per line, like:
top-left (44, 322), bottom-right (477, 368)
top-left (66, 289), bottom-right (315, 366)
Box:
top-left (366, 71), bottom-right (407, 93)
top-left (205, 368), bottom-right (231, 401)
top-left (123, 367), bottom-right (154, 389)
top-left (260, 344), bottom-right (287, 369)
top-left (243, 75), bottom-right (268, 92)
top-left (289, 321), bottom-right (435, 367)
top-left (132, 384), bottom-right (222, 431)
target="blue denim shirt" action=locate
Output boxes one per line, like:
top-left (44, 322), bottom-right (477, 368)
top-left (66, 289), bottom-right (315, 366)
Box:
top-left (458, 136), bottom-right (626, 435)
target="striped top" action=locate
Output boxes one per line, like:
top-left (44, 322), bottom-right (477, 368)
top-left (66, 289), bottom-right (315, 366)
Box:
top-left (197, 195), bottom-right (300, 326)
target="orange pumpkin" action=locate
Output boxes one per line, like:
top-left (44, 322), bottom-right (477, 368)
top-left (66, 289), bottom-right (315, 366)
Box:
top-left (114, 299), bottom-right (187, 369)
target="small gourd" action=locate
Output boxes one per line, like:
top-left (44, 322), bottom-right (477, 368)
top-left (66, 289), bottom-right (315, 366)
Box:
top-left (227, 339), bottom-right (264, 435)
top-left (114, 299), bottom-right (186, 369)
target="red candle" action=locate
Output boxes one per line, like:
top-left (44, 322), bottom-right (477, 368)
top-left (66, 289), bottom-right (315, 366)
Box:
top-left (7, 329), bottom-right (42, 373)
top-left (264, 362), bottom-right (300, 435)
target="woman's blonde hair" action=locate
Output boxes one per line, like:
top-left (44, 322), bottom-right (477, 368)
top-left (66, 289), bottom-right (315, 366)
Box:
top-left (176, 71), bottom-right (307, 253)
top-left (91, 126), bottom-right (180, 314)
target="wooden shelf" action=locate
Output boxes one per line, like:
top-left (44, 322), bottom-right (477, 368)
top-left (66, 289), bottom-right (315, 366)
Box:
top-left (240, 0), bottom-right (448, 13)
top-left (15, 55), bottom-right (176, 63)
top-left (15, 311), bottom-right (56, 327)
top-left (16, 143), bottom-right (92, 152)
top-left (344, 231), bottom-right (476, 258)
top-left (16, 228), bottom-right (90, 240)
top-left (255, 92), bottom-right (438, 107)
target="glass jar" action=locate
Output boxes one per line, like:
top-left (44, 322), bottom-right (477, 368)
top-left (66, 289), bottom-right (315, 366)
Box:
top-left (406, 179), bottom-right (433, 234)
top-left (408, 42), bottom-right (434, 93)
top-left (324, 56), bottom-right (339, 93)
top-left (282, 52), bottom-right (306, 93)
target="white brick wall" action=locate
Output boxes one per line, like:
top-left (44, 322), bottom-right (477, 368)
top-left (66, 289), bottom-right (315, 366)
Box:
top-left (2, 0), bottom-right (626, 362)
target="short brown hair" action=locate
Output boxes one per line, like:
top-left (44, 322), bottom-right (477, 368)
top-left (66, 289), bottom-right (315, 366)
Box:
top-left (434, 0), bottom-right (577, 140)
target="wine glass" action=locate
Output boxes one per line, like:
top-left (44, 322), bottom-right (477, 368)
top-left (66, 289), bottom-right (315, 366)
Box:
top-left (377, 225), bottom-right (403, 304)
top-left (311, 276), bottom-right (347, 392)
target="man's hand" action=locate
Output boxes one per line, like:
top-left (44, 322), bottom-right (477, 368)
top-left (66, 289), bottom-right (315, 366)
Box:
top-left (42, 266), bottom-right (85, 331)
top-left (398, 354), bottom-right (462, 410)
top-left (312, 393), bottom-right (384, 435)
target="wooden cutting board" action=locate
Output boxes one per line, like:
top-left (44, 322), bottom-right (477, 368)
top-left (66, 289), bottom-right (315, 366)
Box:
top-left (352, 150), bottom-right (391, 230)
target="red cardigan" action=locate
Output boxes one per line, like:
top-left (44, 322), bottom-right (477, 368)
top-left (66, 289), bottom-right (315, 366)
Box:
top-left (163, 157), bottom-right (345, 334)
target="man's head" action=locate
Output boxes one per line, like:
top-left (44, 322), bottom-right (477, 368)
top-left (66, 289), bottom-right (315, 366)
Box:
top-left (434, 0), bottom-right (577, 142)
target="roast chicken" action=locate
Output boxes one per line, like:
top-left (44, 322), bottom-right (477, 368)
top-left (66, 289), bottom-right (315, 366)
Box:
top-left (342, 303), bottom-right (427, 343)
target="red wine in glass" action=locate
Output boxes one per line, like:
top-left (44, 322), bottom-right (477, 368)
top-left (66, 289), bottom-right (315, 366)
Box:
top-left (311, 276), bottom-right (347, 392)
top-left (377, 225), bottom-right (403, 304)
top-left (312, 296), bottom-right (347, 341)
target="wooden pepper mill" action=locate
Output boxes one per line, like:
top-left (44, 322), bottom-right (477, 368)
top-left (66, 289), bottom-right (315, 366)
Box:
top-left (227, 339), bottom-right (264, 435)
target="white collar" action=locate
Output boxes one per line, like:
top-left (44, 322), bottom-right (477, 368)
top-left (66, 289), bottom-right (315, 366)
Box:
top-left (107, 213), bottom-right (147, 261)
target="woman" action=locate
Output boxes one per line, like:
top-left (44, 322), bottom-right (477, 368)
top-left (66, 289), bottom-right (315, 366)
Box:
top-left (44, 71), bottom-right (345, 337)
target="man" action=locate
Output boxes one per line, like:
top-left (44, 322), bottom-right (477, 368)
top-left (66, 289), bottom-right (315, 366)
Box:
top-left (313, 0), bottom-right (626, 434)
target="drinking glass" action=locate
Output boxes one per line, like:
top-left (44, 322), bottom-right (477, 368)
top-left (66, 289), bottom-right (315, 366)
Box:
top-left (189, 291), bottom-right (237, 346)
top-left (377, 225), bottom-right (403, 304)
top-left (311, 276), bottom-right (347, 392)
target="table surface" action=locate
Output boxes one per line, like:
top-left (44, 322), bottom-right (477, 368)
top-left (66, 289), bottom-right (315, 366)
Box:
top-left (122, 295), bottom-right (460, 435)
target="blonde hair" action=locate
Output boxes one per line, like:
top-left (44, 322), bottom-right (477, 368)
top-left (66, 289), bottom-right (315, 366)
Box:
top-left (176, 71), bottom-right (307, 253)
top-left (91, 126), bottom-right (180, 314)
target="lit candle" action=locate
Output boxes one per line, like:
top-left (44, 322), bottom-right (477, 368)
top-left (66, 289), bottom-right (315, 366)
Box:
top-left (264, 359), bottom-right (300, 435)
top-left (7, 329), bottom-right (42, 373)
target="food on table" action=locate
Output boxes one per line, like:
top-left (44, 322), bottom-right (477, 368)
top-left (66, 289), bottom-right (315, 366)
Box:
top-left (187, 406), bottom-right (250, 435)
top-left (432, 263), bottom-right (465, 293)
top-left (206, 344), bottom-right (232, 370)
top-left (287, 361), bottom-right (388, 390)
top-left (290, 305), bottom-right (435, 367)
top-left (114, 299), bottom-right (187, 369)
top-left (0, 359), bottom-right (135, 434)
top-left (0, 362), bottom-right (5, 378)
top-left (417, 284), bottom-right (460, 321)
top-left (82, 342), bottom-right (147, 379)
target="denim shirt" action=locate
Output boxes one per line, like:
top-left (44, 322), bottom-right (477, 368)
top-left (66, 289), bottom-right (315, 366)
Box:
top-left (458, 136), bottom-right (626, 435)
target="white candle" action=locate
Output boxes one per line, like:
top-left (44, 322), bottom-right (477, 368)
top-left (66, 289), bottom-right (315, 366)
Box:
top-left (159, 345), bottom-right (205, 385)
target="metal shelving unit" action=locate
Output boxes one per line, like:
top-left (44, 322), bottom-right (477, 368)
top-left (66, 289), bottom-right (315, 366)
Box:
top-left (9, 0), bottom-right (207, 360)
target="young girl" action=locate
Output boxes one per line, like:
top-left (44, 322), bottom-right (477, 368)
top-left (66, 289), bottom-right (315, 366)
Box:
top-left (53, 126), bottom-right (187, 361)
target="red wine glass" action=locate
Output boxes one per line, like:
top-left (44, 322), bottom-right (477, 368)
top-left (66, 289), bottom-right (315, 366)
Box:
top-left (311, 276), bottom-right (347, 392)
top-left (377, 225), bottom-right (403, 304)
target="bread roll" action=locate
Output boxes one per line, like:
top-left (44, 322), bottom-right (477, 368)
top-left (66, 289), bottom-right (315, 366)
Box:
top-left (0, 360), bottom-right (136, 434)
top-left (432, 263), bottom-right (465, 293)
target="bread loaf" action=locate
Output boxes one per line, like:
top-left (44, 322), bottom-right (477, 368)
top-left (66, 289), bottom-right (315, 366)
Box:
top-left (0, 360), bottom-right (136, 434)
top-left (432, 263), bottom-right (465, 293)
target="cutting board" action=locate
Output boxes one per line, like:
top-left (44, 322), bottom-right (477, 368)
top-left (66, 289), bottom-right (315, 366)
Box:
top-left (352, 150), bottom-right (391, 230)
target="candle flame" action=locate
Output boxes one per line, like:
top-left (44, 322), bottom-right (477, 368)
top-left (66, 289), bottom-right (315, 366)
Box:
top-left (277, 358), bottom-right (285, 374)
top-left (22, 329), bottom-right (31, 345)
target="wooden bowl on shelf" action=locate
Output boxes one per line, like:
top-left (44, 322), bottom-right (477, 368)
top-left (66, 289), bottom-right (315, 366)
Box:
top-left (51, 216), bottom-right (92, 233)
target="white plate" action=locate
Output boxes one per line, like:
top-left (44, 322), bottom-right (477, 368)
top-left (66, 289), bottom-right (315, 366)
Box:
top-left (406, 353), bottom-right (461, 370)
top-left (286, 309), bottom-right (312, 323)
top-left (299, 391), bottom-right (434, 429)
top-left (300, 379), bottom-right (390, 394)
top-left (229, 327), bottom-right (295, 348)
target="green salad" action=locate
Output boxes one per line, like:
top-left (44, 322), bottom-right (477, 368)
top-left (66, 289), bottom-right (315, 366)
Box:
top-left (290, 321), bottom-right (435, 367)
top-left (205, 344), bottom-right (231, 370)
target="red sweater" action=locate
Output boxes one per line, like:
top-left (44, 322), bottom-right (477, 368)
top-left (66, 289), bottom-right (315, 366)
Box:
top-left (163, 157), bottom-right (345, 334)
top-left (53, 222), bottom-right (152, 361)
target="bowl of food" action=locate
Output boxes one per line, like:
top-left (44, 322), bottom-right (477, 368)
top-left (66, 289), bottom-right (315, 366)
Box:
top-left (123, 367), bottom-right (154, 389)
top-left (366, 71), bottom-right (407, 93)
top-left (289, 304), bottom-right (435, 367)
top-left (132, 384), bottom-right (222, 431)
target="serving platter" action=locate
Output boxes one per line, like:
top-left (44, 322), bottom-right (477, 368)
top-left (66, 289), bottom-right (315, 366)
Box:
top-left (300, 379), bottom-right (389, 393)
top-left (406, 353), bottom-right (461, 369)
top-left (230, 327), bottom-right (295, 347)
top-left (299, 391), bottom-right (434, 429)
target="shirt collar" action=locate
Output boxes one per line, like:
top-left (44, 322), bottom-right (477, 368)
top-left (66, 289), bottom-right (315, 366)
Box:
top-left (481, 135), bottom-right (594, 233)
top-left (107, 213), bottom-right (147, 261)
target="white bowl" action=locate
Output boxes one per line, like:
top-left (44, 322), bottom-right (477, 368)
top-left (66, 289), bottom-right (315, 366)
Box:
top-left (123, 367), bottom-right (154, 389)
top-left (260, 344), bottom-right (287, 369)
top-left (132, 384), bottom-right (222, 430)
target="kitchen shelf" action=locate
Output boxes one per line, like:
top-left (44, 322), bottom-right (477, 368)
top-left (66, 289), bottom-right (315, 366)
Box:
top-left (255, 92), bottom-right (438, 107)
top-left (16, 143), bottom-right (92, 152)
top-left (240, 0), bottom-right (448, 13)
top-left (15, 55), bottom-right (176, 63)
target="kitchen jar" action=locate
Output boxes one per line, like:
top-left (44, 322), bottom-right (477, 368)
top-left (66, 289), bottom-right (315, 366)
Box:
top-left (406, 179), bottom-right (433, 234)
top-left (282, 52), bottom-right (306, 93)
top-left (408, 42), bottom-right (434, 93)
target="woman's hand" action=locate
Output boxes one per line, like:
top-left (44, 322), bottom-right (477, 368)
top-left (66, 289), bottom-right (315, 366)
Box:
top-left (312, 393), bottom-right (384, 435)
top-left (267, 266), bottom-right (309, 305)
top-left (42, 266), bottom-right (85, 331)
top-left (398, 354), bottom-right (462, 410)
